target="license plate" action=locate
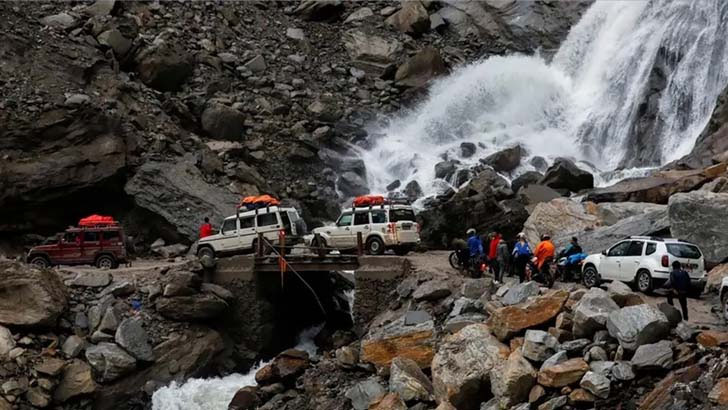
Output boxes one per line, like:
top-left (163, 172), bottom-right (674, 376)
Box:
top-left (401, 223), bottom-right (412, 230)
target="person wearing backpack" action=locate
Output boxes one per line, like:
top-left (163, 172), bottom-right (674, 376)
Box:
top-left (663, 260), bottom-right (691, 321)
top-left (512, 233), bottom-right (532, 283)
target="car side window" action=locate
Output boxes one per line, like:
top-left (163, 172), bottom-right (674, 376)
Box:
top-left (626, 241), bottom-right (644, 257)
top-left (83, 232), bottom-right (99, 242)
top-left (256, 213), bottom-right (278, 227)
top-left (102, 231), bottom-right (120, 242)
top-left (221, 219), bottom-right (237, 234)
top-left (239, 217), bottom-right (255, 229)
top-left (645, 242), bottom-right (657, 255)
top-left (64, 232), bottom-right (79, 243)
top-left (607, 241), bottom-right (631, 257)
top-left (371, 211), bottom-right (386, 224)
top-left (337, 214), bottom-right (353, 227)
top-left (354, 213), bottom-right (369, 225)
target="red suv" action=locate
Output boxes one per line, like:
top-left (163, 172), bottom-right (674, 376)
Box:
top-left (26, 225), bottom-right (128, 269)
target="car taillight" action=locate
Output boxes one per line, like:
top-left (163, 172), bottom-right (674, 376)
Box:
top-left (416, 223), bottom-right (421, 233)
top-left (661, 255), bottom-right (669, 267)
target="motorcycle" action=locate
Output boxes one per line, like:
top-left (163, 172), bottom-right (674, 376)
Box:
top-left (449, 250), bottom-right (487, 278)
top-left (556, 253), bottom-right (587, 283)
top-left (525, 256), bottom-right (555, 288)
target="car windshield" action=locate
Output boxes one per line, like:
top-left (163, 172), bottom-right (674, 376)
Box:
top-left (666, 243), bottom-right (702, 259)
top-left (389, 208), bottom-right (416, 222)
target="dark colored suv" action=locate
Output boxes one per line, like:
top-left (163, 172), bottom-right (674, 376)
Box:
top-left (26, 226), bottom-right (128, 269)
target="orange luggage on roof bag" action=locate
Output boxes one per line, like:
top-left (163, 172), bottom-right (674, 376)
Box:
top-left (240, 195), bottom-right (280, 210)
top-left (78, 215), bottom-right (116, 227)
top-left (353, 195), bottom-right (385, 207)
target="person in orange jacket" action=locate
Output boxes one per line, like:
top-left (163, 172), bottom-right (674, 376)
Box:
top-left (534, 233), bottom-right (555, 271)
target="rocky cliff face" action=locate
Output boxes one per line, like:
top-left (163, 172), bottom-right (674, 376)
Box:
top-left (0, 0), bottom-right (588, 250)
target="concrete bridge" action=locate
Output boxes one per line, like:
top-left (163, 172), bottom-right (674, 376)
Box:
top-left (211, 254), bottom-right (410, 368)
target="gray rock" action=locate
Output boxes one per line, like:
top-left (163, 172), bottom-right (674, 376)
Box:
top-left (85, 0), bottom-right (115, 16)
top-left (461, 278), bottom-right (492, 299)
top-left (201, 283), bottom-right (234, 301)
top-left (606, 280), bottom-right (638, 307)
top-left (560, 339), bottom-right (590, 356)
top-left (538, 395), bottom-right (568, 410)
top-left (40, 13), bottom-right (77, 29)
top-left (482, 145), bottom-right (523, 173)
top-left (589, 361), bottom-right (615, 376)
top-left (338, 172), bottom-right (369, 197)
top-left (443, 313), bottom-right (487, 334)
top-left (98, 307), bottom-right (120, 334)
top-left (343, 29), bottom-right (401, 74)
top-left (412, 280), bottom-right (451, 302)
top-left (98, 29), bottom-right (132, 56)
top-left (345, 378), bottom-right (385, 410)
top-left (155, 294), bottom-right (228, 321)
top-left (85, 342), bottom-right (137, 382)
top-left (74, 312), bottom-right (89, 329)
top-left (245, 55), bottom-right (267, 73)
top-left (511, 171), bottom-right (544, 193)
top-left (596, 202), bottom-right (666, 226)
top-left (675, 321), bottom-right (697, 342)
top-left (606, 304), bottom-right (670, 351)
top-left (586, 345), bottom-right (608, 362)
top-left (394, 47), bottom-right (448, 89)
top-left (115, 318), bottom-right (154, 362)
top-left (572, 288), bottom-right (620, 338)
top-left (611, 361), bottom-right (635, 381)
top-left (217, 52), bottom-right (237, 64)
top-left (389, 357), bottom-right (433, 402)
top-left (404, 310), bottom-right (432, 326)
top-left (201, 102), bottom-right (246, 141)
top-left (460, 142), bottom-right (477, 158)
top-left (90, 330), bottom-right (114, 344)
top-left (669, 191), bottom-right (728, 264)
top-left (449, 297), bottom-right (484, 318)
top-left (631, 340), bottom-right (673, 371)
top-left (153, 244), bottom-right (188, 259)
top-left (135, 41), bottom-right (192, 92)
top-left (70, 272), bottom-right (112, 288)
top-left (530, 156), bottom-right (548, 172)
top-left (293, 0), bottom-right (344, 21)
top-left (64, 94), bottom-right (91, 107)
top-left (540, 351), bottom-right (568, 372)
top-left (657, 302), bottom-right (683, 327)
top-left (62, 335), bottom-right (86, 358)
top-left (404, 180), bottom-right (423, 201)
top-left (490, 350), bottom-right (536, 408)
top-left (286, 27), bottom-right (307, 41)
top-left (385, 0), bottom-right (429, 34)
top-left (502, 281), bottom-right (540, 306)
top-left (102, 281), bottom-right (135, 297)
top-left (580, 371), bottom-right (610, 399)
top-left (0, 326), bottom-right (15, 359)
top-left (539, 158), bottom-right (593, 192)
top-left (345, 7), bottom-right (374, 23)
top-left (522, 330), bottom-right (560, 362)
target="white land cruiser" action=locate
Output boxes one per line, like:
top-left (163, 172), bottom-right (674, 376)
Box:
top-left (581, 236), bottom-right (707, 293)
top-left (307, 204), bottom-right (421, 255)
top-left (720, 277), bottom-right (728, 322)
top-left (197, 206), bottom-right (305, 258)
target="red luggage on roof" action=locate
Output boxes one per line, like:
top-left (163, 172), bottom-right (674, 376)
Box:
top-left (78, 215), bottom-right (117, 227)
top-left (353, 195), bottom-right (385, 207)
top-left (240, 195), bottom-right (280, 209)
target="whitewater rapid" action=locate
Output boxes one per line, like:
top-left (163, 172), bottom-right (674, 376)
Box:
top-left (360, 0), bottom-right (728, 198)
top-left (151, 324), bottom-right (323, 410)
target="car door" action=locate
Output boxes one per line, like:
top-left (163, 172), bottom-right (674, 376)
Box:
top-left (218, 218), bottom-right (239, 251)
top-left (601, 241), bottom-right (631, 280)
top-left (619, 240), bottom-right (645, 281)
top-left (57, 231), bottom-right (83, 265)
top-left (81, 230), bottom-right (102, 264)
top-left (256, 212), bottom-right (281, 244)
top-left (237, 216), bottom-right (256, 250)
top-left (351, 212), bottom-right (371, 248)
top-left (329, 213), bottom-right (354, 248)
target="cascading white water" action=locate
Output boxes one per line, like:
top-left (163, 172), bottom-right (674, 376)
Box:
top-left (151, 324), bottom-right (323, 410)
top-left (360, 0), bottom-right (728, 197)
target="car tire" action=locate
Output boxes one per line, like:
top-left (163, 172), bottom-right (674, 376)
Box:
top-left (29, 256), bottom-right (50, 269)
top-left (636, 270), bottom-right (653, 293)
top-left (366, 237), bottom-right (385, 256)
top-left (198, 246), bottom-right (215, 259)
top-left (96, 255), bottom-right (115, 270)
top-left (311, 237), bottom-right (327, 250)
top-left (582, 266), bottom-right (600, 288)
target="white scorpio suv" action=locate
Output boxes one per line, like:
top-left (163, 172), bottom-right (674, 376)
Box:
top-left (581, 236), bottom-right (707, 293)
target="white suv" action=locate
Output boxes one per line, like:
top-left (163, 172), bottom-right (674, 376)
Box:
top-left (720, 277), bottom-right (728, 322)
top-left (197, 206), bottom-right (305, 258)
top-left (307, 204), bottom-right (420, 255)
top-left (581, 236), bottom-right (707, 293)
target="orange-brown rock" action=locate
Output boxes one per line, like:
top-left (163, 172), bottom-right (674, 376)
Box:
top-left (254, 363), bottom-right (276, 385)
top-left (488, 290), bottom-right (568, 341)
top-left (361, 320), bottom-right (435, 369)
top-left (510, 337), bottom-right (524, 352)
top-left (639, 365), bottom-right (701, 410)
top-left (569, 388), bottom-right (595, 405)
top-left (537, 358), bottom-right (589, 388)
top-left (369, 393), bottom-right (407, 410)
top-left (708, 378), bottom-right (728, 406)
top-left (696, 331), bottom-right (728, 348)
top-left (548, 327), bottom-right (572, 343)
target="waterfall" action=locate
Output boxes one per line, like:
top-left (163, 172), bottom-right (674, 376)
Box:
top-left (359, 0), bottom-right (728, 197)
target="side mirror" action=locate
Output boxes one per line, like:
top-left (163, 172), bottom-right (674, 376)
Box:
top-left (601, 250), bottom-right (607, 256)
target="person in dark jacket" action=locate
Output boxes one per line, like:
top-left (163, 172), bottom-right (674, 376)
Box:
top-left (496, 238), bottom-right (510, 282)
top-left (512, 232), bottom-right (532, 283)
top-left (664, 260), bottom-right (691, 321)
top-left (560, 237), bottom-right (582, 258)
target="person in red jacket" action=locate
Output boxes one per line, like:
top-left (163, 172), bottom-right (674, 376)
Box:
top-left (488, 232), bottom-right (502, 282)
top-left (199, 217), bottom-right (213, 239)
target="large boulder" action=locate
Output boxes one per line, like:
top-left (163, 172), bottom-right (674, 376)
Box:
top-left (394, 47), bottom-right (448, 88)
top-left (343, 29), bottom-right (402, 75)
top-left (386, 1), bottom-right (430, 34)
top-left (523, 198), bottom-right (599, 248)
top-left (389, 357), bottom-right (434, 402)
top-left (594, 202), bottom-right (666, 226)
top-left (487, 290), bottom-right (568, 341)
top-left (54, 360), bottom-right (97, 403)
top-left (706, 263), bottom-right (728, 293)
top-left (255, 349), bottom-right (309, 385)
top-left (537, 358), bottom-right (589, 388)
top-left (539, 158), bottom-right (594, 193)
top-left (630, 340), bottom-right (673, 370)
top-left (586, 168), bottom-right (718, 204)
top-left (482, 145), bottom-right (523, 173)
top-left (490, 350), bottom-right (536, 408)
top-left (115, 318), bottom-right (154, 362)
top-left (572, 288), bottom-right (620, 339)
top-left (606, 304), bottom-right (670, 351)
top-left (0, 326), bottom-right (15, 359)
top-left (501, 281), bottom-right (540, 306)
top-left (155, 294), bottom-right (228, 321)
top-left (0, 260), bottom-right (67, 327)
top-left (135, 41), bottom-right (192, 92)
top-left (361, 316), bottom-right (435, 369)
top-left (431, 324), bottom-right (509, 410)
top-left (85, 342), bottom-right (137, 382)
top-left (669, 191), bottom-right (728, 264)
top-left (521, 330), bottom-right (560, 362)
top-left (345, 379), bottom-right (386, 410)
top-left (201, 102), bottom-right (246, 141)
top-left (124, 159), bottom-right (239, 241)
top-left (580, 371), bottom-right (611, 399)
top-left (338, 172), bottom-right (369, 197)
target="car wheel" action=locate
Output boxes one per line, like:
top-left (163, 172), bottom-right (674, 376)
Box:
top-left (366, 237), bottom-right (385, 255)
top-left (311, 237), bottom-right (327, 250)
top-left (582, 266), bottom-right (600, 288)
top-left (197, 246), bottom-right (215, 259)
top-left (30, 256), bottom-right (50, 269)
top-left (96, 255), bottom-right (115, 269)
top-left (636, 270), bottom-right (653, 293)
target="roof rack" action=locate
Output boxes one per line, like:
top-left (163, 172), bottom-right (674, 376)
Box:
top-left (628, 236), bottom-right (664, 241)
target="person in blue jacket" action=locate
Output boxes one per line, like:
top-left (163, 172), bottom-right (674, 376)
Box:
top-left (512, 232), bottom-right (532, 282)
top-left (466, 228), bottom-right (484, 260)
